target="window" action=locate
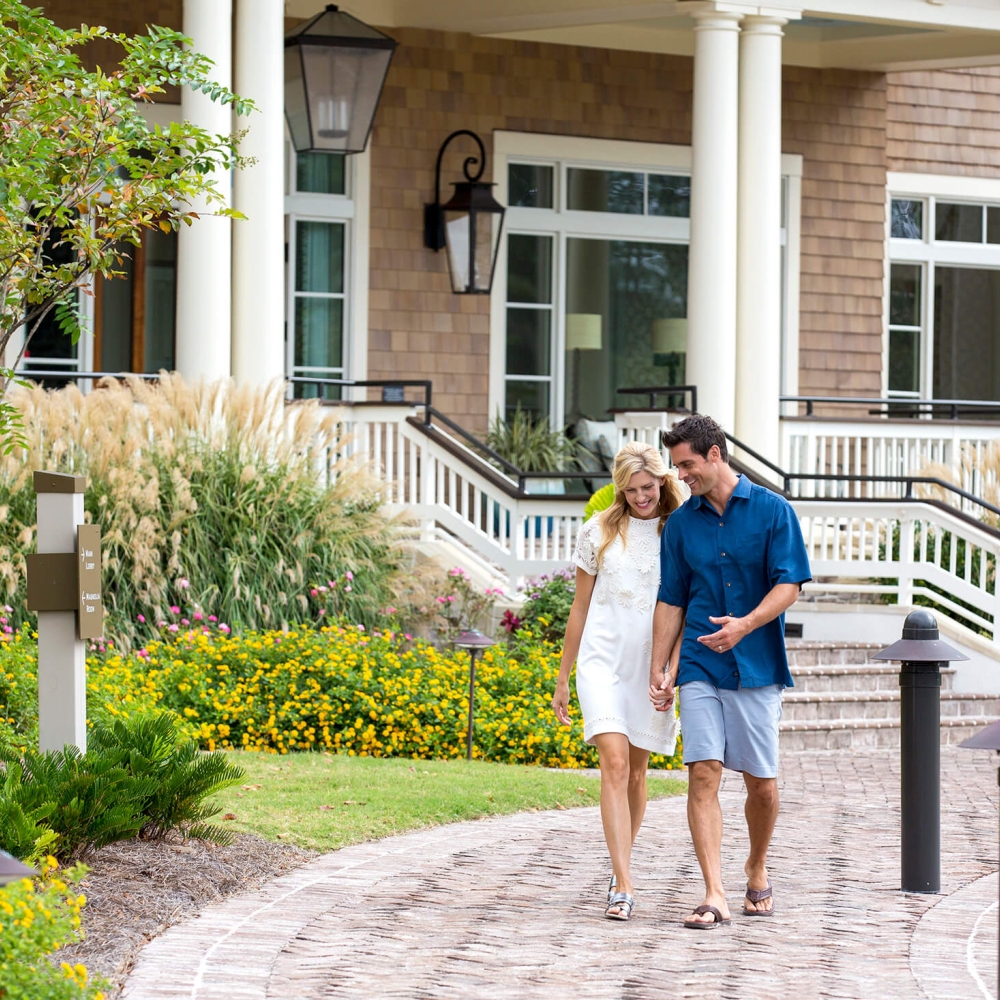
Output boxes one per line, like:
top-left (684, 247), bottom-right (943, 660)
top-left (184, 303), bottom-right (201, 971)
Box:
top-left (887, 179), bottom-right (1000, 401)
top-left (490, 132), bottom-right (801, 429)
top-left (285, 147), bottom-right (369, 400)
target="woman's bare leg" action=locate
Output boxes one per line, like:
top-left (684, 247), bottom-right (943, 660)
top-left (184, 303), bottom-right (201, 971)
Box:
top-left (627, 743), bottom-right (651, 844)
top-left (593, 732), bottom-right (634, 903)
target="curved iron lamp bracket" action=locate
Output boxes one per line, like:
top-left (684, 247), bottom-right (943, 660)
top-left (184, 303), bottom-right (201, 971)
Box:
top-left (424, 129), bottom-right (487, 252)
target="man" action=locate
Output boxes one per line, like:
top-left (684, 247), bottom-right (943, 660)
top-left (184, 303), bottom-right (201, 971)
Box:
top-left (649, 414), bottom-right (810, 929)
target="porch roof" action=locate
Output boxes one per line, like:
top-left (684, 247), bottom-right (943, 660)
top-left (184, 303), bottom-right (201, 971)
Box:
top-left (287, 0), bottom-right (1000, 71)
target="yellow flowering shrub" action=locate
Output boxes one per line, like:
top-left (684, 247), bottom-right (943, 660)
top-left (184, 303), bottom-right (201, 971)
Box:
top-left (82, 626), bottom-right (682, 769)
top-left (0, 857), bottom-right (106, 1000)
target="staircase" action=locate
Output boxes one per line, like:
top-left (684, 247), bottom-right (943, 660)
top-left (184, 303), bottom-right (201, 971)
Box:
top-left (780, 641), bottom-right (1000, 751)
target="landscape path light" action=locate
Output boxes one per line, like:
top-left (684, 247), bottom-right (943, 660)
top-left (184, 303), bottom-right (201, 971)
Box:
top-left (452, 628), bottom-right (498, 761)
top-left (0, 849), bottom-right (36, 886)
top-left (284, 4), bottom-right (397, 154)
top-left (959, 717), bottom-right (1000, 999)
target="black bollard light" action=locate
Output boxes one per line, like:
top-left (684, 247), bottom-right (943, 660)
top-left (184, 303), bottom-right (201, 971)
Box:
top-left (452, 629), bottom-right (497, 761)
top-left (874, 609), bottom-right (968, 893)
top-left (958, 719), bottom-right (1000, 999)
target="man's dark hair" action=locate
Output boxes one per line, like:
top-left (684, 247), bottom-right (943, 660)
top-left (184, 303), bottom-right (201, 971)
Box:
top-left (662, 414), bottom-right (729, 462)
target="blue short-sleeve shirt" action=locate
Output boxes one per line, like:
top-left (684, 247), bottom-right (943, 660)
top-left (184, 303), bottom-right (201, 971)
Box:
top-left (657, 475), bottom-right (811, 690)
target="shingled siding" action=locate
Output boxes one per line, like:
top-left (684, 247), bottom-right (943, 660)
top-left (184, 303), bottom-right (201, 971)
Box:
top-left (782, 68), bottom-right (888, 399)
top-left (887, 67), bottom-right (1000, 178)
top-left (365, 28), bottom-right (693, 433)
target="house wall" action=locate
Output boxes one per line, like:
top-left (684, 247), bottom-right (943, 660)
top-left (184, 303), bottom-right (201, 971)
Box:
top-left (887, 67), bottom-right (1000, 178)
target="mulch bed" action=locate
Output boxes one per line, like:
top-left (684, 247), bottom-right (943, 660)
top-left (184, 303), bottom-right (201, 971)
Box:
top-left (55, 835), bottom-right (315, 997)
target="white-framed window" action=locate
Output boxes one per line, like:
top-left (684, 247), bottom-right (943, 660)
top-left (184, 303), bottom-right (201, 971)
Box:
top-left (490, 131), bottom-right (802, 429)
top-left (887, 172), bottom-right (1000, 401)
top-left (285, 143), bottom-right (370, 400)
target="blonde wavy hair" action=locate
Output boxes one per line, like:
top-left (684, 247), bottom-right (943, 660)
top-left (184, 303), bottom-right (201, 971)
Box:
top-left (595, 441), bottom-right (684, 568)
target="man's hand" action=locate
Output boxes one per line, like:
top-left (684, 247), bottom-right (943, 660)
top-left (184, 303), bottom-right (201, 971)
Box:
top-left (648, 666), bottom-right (676, 713)
top-left (697, 615), bottom-right (752, 654)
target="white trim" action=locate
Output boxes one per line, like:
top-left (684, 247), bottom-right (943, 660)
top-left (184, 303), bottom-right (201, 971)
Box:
top-left (350, 146), bottom-right (371, 387)
top-left (782, 164), bottom-right (803, 404)
top-left (888, 172), bottom-right (1000, 202)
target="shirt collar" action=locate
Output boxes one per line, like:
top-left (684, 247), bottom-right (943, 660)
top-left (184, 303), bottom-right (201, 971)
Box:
top-left (689, 472), bottom-right (750, 510)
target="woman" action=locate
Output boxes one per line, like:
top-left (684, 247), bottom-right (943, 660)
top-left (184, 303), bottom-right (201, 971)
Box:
top-left (552, 441), bottom-right (683, 921)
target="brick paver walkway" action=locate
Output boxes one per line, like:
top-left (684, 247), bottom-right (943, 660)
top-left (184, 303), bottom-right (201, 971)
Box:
top-left (122, 748), bottom-right (1000, 1000)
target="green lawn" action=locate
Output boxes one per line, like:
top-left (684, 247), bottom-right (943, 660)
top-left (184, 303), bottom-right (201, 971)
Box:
top-left (211, 753), bottom-right (687, 853)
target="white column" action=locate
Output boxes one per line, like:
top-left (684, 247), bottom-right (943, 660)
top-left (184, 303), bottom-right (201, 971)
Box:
top-left (36, 488), bottom-right (87, 753)
top-left (232, 0), bottom-right (286, 385)
top-left (686, 11), bottom-right (741, 432)
top-left (176, 0), bottom-right (233, 381)
top-left (736, 15), bottom-right (786, 462)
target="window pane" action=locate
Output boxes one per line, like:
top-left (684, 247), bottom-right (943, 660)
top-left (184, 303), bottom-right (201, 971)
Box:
top-left (294, 298), bottom-right (343, 371)
top-left (988, 206), bottom-right (1000, 245)
top-left (507, 234), bottom-right (552, 304)
top-left (889, 264), bottom-right (921, 328)
top-left (891, 199), bottom-right (924, 240)
top-left (648, 174), bottom-right (690, 218)
top-left (888, 329), bottom-right (920, 393)
top-left (933, 267), bottom-right (1000, 400)
top-left (567, 169), bottom-right (644, 214)
top-left (295, 221), bottom-right (344, 293)
top-left (296, 152), bottom-right (346, 194)
top-left (99, 245), bottom-right (134, 372)
top-left (506, 308), bottom-right (551, 376)
top-left (508, 164), bottom-right (554, 209)
top-left (144, 228), bottom-right (177, 373)
top-left (564, 238), bottom-right (688, 423)
top-left (504, 380), bottom-right (549, 423)
top-left (935, 202), bottom-right (983, 243)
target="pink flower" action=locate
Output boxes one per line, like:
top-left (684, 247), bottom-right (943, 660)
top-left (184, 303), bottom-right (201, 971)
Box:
top-left (2, 605), bottom-right (11, 613)
top-left (137, 648), bottom-right (149, 658)
top-left (404, 633), bottom-right (413, 641)
top-left (193, 611), bottom-right (203, 621)
top-left (219, 623), bottom-right (231, 634)
top-left (169, 605), bottom-right (180, 614)
top-left (310, 588), bottom-right (318, 597)
top-left (357, 624), bottom-right (365, 631)
top-left (157, 620), bottom-right (166, 627)
top-left (168, 624), bottom-right (179, 633)
top-left (209, 615), bottom-right (218, 622)
top-left (383, 606), bottom-right (397, 615)
top-left (181, 618), bottom-right (190, 625)
top-left (2, 626), bottom-right (11, 635)
top-left (178, 578), bottom-right (190, 590)
top-left (344, 585), bottom-right (352, 592)
top-left (345, 571), bottom-right (354, 581)
top-left (318, 608), bottom-right (325, 615)
top-left (137, 614), bottom-right (146, 623)
top-left (436, 596), bottom-right (447, 604)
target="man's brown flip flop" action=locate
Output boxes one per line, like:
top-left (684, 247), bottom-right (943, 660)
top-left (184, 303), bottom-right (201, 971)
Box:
top-left (683, 904), bottom-right (731, 929)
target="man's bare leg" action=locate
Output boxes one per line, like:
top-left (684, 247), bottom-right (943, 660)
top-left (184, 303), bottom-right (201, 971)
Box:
top-left (685, 759), bottom-right (729, 925)
top-left (743, 773), bottom-right (778, 913)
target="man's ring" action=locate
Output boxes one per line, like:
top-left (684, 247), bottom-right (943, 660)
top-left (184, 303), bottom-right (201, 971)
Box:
top-left (717, 646), bottom-right (723, 652)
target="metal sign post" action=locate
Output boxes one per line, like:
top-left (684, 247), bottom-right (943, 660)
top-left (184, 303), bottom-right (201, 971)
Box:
top-left (25, 472), bottom-right (102, 753)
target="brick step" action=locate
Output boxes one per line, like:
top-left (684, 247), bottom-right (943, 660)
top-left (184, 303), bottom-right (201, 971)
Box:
top-left (789, 664), bottom-right (957, 694)
top-left (778, 716), bottom-right (995, 751)
top-left (785, 641), bottom-right (883, 667)
top-left (780, 690), bottom-right (1000, 722)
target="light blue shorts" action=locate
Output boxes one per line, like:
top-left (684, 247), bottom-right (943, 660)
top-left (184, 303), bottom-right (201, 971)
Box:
top-left (679, 680), bottom-right (783, 778)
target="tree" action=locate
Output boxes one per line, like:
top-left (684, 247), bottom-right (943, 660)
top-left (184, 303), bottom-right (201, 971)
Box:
top-left (0, 0), bottom-right (253, 448)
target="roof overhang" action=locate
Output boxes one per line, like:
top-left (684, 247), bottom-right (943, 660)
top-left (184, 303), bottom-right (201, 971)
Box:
top-left (286, 0), bottom-right (1000, 71)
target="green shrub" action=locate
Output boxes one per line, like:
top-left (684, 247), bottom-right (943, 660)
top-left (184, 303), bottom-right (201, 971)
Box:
top-left (0, 715), bottom-right (245, 860)
top-left (0, 857), bottom-right (107, 1000)
top-left (89, 715), bottom-right (244, 843)
top-left (485, 406), bottom-right (579, 472)
top-left (517, 569), bottom-right (577, 643)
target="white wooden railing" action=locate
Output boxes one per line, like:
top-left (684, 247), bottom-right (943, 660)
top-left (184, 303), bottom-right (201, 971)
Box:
top-left (332, 405), bottom-right (1000, 647)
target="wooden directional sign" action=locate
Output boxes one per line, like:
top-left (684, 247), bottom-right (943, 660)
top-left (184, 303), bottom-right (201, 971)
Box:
top-left (76, 524), bottom-right (103, 640)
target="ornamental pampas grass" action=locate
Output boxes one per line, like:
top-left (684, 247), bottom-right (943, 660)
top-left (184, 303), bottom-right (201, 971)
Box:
top-left (0, 374), bottom-right (402, 648)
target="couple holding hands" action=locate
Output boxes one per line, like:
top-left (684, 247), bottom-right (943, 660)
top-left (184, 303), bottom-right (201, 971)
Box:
top-left (551, 414), bottom-right (811, 927)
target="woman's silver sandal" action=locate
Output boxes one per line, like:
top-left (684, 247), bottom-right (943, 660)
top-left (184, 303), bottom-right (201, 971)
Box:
top-left (607, 874), bottom-right (617, 903)
top-left (605, 891), bottom-right (634, 921)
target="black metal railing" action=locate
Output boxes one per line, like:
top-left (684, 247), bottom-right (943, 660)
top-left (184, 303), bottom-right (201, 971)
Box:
top-left (616, 384), bottom-right (698, 412)
top-left (781, 394), bottom-right (1000, 421)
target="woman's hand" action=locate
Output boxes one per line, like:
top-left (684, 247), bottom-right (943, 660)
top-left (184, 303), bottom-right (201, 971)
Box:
top-left (552, 678), bottom-right (572, 725)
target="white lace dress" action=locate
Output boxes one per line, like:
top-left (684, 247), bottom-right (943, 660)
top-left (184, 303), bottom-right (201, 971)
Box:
top-left (573, 515), bottom-right (679, 754)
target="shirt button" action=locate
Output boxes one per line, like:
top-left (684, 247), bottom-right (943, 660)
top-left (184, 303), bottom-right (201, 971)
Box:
top-left (726, 582), bottom-right (731, 587)
top-left (719, 522), bottom-right (724, 527)
top-left (721, 551), bottom-right (726, 557)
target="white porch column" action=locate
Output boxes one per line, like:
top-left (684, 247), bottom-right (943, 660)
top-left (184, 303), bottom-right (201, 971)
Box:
top-left (735, 15), bottom-right (786, 462)
top-left (176, 0), bottom-right (233, 381)
top-left (686, 10), bottom-right (742, 431)
top-left (232, 0), bottom-right (286, 385)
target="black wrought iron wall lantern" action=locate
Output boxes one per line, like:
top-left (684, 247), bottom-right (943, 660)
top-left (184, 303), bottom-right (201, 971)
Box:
top-left (284, 5), bottom-right (397, 155)
top-left (424, 130), bottom-right (506, 295)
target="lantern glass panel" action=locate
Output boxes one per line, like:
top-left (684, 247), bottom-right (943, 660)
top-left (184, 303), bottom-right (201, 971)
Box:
top-left (300, 43), bottom-right (393, 154)
top-left (284, 48), bottom-right (311, 152)
top-left (444, 207), bottom-right (503, 294)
